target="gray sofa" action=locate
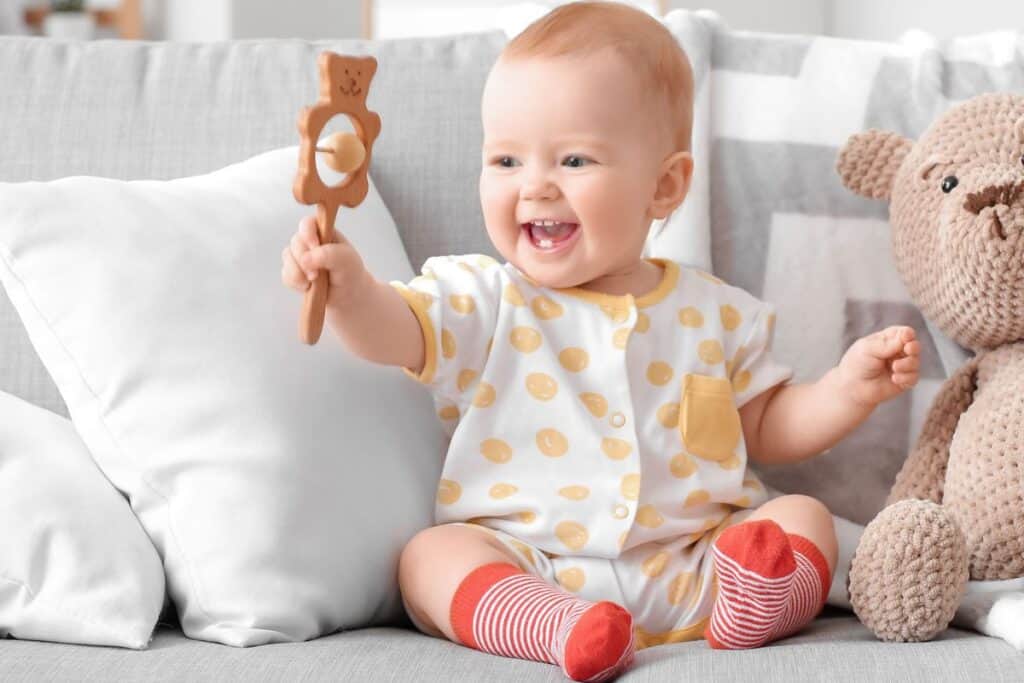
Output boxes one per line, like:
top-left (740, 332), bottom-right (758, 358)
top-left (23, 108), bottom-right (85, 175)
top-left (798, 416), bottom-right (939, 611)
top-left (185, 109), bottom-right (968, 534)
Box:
top-left (2, 29), bottom-right (1023, 682)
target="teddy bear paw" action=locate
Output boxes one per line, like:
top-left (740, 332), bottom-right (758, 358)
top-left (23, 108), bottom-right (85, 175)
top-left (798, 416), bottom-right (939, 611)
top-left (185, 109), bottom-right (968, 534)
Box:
top-left (849, 499), bottom-right (969, 642)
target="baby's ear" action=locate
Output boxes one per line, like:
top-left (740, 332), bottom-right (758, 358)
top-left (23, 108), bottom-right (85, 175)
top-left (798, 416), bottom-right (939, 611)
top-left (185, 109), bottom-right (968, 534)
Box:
top-left (836, 130), bottom-right (913, 200)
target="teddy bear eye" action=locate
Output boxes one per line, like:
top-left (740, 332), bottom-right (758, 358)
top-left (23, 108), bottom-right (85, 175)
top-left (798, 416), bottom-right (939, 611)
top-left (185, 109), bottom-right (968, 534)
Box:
top-left (941, 176), bottom-right (959, 193)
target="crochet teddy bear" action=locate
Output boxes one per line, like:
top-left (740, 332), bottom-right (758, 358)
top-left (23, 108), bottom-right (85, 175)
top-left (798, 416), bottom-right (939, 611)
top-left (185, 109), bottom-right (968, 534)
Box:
top-left (835, 92), bottom-right (1024, 643)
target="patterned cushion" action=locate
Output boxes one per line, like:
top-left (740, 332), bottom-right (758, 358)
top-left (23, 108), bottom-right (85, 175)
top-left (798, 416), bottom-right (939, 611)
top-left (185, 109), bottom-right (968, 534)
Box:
top-left (650, 11), bottom-right (1023, 523)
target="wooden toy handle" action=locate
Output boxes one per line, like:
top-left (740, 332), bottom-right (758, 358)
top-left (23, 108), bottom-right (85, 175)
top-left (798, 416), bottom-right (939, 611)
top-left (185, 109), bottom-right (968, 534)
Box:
top-left (299, 203), bottom-right (339, 345)
top-left (293, 52), bottom-right (381, 346)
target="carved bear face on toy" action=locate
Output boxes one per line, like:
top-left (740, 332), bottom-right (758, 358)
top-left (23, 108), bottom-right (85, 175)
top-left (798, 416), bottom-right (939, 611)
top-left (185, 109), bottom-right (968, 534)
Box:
top-left (837, 93), bottom-right (1024, 352)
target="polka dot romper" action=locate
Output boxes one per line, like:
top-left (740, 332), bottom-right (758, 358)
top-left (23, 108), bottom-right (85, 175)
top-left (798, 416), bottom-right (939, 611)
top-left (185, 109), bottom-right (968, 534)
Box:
top-left (390, 254), bottom-right (793, 648)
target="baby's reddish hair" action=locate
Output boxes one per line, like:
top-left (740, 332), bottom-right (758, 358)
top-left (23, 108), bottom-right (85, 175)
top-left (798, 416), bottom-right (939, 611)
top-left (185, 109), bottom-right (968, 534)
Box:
top-left (503, 1), bottom-right (694, 152)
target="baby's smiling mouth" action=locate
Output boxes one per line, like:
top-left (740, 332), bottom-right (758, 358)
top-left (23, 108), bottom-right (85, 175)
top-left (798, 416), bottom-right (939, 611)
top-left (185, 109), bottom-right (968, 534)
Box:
top-left (522, 219), bottom-right (579, 250)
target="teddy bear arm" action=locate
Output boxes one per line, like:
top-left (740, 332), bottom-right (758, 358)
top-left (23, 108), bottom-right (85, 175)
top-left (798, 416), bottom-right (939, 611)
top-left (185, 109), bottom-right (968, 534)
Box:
top-left (886, 357), bottom-right (979, 505)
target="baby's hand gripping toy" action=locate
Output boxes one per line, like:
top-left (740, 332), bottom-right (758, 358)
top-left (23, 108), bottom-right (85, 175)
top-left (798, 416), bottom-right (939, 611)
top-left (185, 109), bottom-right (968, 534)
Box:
top-left (293, 52), bottom-right (382, 345)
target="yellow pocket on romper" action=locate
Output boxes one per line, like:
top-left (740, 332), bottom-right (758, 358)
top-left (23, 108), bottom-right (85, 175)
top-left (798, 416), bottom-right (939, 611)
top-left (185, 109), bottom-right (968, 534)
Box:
top-left (679, 374), bottom-right (741, 462)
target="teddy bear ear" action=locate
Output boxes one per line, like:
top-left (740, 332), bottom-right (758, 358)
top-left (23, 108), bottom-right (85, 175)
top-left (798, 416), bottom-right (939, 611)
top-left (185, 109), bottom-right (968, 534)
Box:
top-left (836, 130), bottom-right (914, 200)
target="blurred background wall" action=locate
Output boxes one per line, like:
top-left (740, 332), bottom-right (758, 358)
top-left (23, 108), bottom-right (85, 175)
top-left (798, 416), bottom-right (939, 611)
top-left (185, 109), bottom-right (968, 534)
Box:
top-left (2, 0), bottom-right (1022, 41)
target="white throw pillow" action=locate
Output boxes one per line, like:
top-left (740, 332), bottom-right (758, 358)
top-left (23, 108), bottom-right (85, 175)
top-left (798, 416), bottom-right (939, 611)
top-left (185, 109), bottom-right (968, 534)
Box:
top-left (0, 390), bottom-right (165, 648)
top-left (0, 146), bottom-right (445, 646)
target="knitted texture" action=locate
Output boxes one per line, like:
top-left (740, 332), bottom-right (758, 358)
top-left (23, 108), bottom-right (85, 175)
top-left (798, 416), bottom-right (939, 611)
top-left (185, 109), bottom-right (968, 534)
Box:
top-left (837, 93), bottom-right (1024, 640)
top-left (885, 356), bottom-right (979, 506)
top-left (848, 500), bottom-right (968, 642)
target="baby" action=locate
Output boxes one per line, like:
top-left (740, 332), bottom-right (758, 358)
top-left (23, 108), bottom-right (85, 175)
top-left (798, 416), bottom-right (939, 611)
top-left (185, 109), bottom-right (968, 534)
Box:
top-left (281, 3), bottom-right (920, 681)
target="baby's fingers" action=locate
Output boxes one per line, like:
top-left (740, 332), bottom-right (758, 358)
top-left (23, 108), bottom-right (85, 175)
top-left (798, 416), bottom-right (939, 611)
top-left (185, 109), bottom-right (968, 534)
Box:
top-left (892, 373), bottom-right (919, 390)
top-left (299, 215), bottom-right (321, 249)
top-left (865, 325), bottom-right (915, 359)
top-left (280, 247), bottom-right (311, 292)
top-left (891, 355), bottom-right (919, 374)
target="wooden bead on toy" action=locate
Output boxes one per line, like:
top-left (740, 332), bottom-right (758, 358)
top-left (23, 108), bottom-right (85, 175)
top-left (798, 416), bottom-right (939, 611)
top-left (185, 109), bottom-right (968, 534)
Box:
top-left (316, 131), bottom-right (366, 173)
top-left (293, 52), bottom-right (382, 345)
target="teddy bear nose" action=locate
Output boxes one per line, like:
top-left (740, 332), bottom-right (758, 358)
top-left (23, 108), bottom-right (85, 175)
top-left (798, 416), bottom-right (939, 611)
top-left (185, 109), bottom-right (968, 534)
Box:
top-left (963, 180), bottom-right (1024, 215)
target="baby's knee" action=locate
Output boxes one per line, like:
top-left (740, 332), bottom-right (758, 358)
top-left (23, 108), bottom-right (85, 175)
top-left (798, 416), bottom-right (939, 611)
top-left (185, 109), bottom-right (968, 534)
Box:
top-left (772, 494), bottom-right (832, 522)
top-left (400, 524), bottom-right (458, 576)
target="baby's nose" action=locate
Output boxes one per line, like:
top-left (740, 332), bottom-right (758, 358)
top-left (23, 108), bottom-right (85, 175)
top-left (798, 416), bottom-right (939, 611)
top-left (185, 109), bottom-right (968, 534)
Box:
top-left (520, 177), bottom-right (560, 201)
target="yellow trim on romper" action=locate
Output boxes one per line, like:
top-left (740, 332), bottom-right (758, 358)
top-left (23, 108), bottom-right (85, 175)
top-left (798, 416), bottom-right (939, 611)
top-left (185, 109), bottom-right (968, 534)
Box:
top-left (551, 258), bottom-right (679, 310)
top-left (633, 618), bottom-right (710, 650)
top-left (390, 282), bottom-right (438, 385)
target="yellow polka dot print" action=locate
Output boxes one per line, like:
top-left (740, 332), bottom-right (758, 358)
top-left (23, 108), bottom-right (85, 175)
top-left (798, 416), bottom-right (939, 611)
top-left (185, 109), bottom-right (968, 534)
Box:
top-left (489, 483), bottom-right (518, 499)
top-left (449, 294), bottom-right (475, 314)
top-left (635, 505), bottom-right (664, 528)
top-left (531, 295), bottom-right (564, 320)
top-left (472, 382), bottom-right (496, 408)
top-left (612, 327), bottom-right (631, 349)
top-left (620, 473), bottom-right (640, 500)
top-left (646, 361), bottom-right (673, 386)
top-left (437, 479), bottom-right (461, 505)
top-left (678, 307), bottom-right (704, 328)
top-left (456, 369), bottom-right (478, 392)
top-left (657, 402), bottom-right (680, 428)
top-left (642, 551), bottom-right (670, 578)
top-left (579, 392), bottom-right (608, 418)
top-left (669, 452), bottom-right (697, 478)
top-left (600, 304), bottom-right (629, 323)
top-left (720, 305), bottom-right (742, 331)
top-left (558, 485), bottom-right (590, 501)
top-left (733, 370), bottom-right (752, 393)
top-left (601, 437), bottom-right (632, 460)
top-left (535, 428), bottom-right (569, 457)
top-left (480, 438), bottom-right (512, 464)
top-left (509, 327), bottom-right (541, 353)
top-left (684, 489), bottom-right (711, 508)
top-left (697, 340), bottom-right (725, 365)
top-left (441, 328), bottom-right (456, 359)
top-left (557, 567), bottom-right (586, 592)
top-left (503, 283), bottom-right (525, 306)
top-left (559, 347), bottom-right (589, 372)
top-left (555, 521), bottom-right (589, 550)
top-left (526, 372), bottom-right (558, 401)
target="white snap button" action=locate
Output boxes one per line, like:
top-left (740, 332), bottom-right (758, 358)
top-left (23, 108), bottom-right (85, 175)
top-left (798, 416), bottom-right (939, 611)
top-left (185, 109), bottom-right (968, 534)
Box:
top-left (609, 412), bottom-right (626, 428)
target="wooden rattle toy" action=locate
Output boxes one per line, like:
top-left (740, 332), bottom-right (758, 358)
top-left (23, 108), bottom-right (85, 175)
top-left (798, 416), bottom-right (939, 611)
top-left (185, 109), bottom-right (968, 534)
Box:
top-left (293, 52), bottom-right (382, 345)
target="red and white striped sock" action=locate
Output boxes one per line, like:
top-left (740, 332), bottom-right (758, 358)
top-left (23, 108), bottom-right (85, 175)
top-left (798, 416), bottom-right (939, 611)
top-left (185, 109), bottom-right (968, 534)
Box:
top-left (704, 519), bottom-right (832, 650)
top-left (450, 562), bottom-right (635, 682)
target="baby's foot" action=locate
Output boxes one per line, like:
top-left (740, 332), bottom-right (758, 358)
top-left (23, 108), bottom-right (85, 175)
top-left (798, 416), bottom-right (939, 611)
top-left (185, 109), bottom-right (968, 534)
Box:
top-left (451, 562), bottom-right (635, 681)
top-left (553, 601), bottom-right (636, 682)
top-left (705, 519), bottom-right (830, 649)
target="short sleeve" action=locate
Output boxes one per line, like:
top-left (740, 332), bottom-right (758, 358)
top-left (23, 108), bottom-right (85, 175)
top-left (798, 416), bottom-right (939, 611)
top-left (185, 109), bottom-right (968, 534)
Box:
top-left (728, 303), bottom-right (793, 408)
top-left (388, 254), bottom-right (501, 402)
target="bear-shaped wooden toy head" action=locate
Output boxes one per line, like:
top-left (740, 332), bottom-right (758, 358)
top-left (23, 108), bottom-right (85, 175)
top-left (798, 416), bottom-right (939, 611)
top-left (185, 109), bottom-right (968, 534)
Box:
top-left (837, 93), bottom-right (1024, 352)
top-left (293, 53), bottom-right (381, 211)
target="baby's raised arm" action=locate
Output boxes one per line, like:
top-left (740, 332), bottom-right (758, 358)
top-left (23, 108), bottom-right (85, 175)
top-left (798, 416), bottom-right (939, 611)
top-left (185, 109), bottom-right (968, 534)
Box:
top-left (281, 215), bottom-right (424, 373)
top-left (741, 325), bottom-right (920, 465)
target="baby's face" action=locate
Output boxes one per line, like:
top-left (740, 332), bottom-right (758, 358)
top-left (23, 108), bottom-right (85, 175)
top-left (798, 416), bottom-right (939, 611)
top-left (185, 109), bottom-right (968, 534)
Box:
top-left (480, 50), bottom-right (671, 288)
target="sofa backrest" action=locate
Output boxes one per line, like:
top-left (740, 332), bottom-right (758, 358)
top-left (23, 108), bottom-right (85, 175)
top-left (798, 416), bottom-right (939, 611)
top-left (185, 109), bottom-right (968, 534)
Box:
top-left (0, 33), bottom-right (506, 415)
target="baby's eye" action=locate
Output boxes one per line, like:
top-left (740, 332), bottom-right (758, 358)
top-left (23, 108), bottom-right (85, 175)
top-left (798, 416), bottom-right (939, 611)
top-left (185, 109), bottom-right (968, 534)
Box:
top-left (492, 156), bottom-right (519, 168)
top-left (562, 155), bottom-right (590, 168)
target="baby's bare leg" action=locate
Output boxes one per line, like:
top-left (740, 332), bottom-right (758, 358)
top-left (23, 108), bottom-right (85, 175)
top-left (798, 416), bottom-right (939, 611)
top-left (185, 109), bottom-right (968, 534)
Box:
top-left (398, 523), bottom-right (522, 642)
